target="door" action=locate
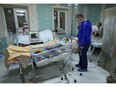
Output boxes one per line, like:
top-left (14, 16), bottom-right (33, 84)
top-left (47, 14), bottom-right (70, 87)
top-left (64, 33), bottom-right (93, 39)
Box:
top-left (4, 8), bottom-right (16, 34)
top-left (54, 11), bottom-right (67, 31)
top-left (4, 8), bottom-right (28, 35)
top-left (14, 8), bottom-right (28, 32)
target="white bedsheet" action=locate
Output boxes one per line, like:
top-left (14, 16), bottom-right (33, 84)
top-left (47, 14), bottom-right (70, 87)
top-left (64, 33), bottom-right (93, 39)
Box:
top-left (91, 37), bottom-right (102, 48)
top-left (14, 29), bottom-right (53, 45)
top-left (14, 35), bottom-right (29, 45)
top-left (91, 41), bottom-right (102, 48)
top-left (39, 29), bottom-right (53, 43)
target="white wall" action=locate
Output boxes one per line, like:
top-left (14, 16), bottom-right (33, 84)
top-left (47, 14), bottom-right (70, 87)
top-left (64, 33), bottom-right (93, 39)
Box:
top-left (28, 4), bottom-right (39, 31)
top-left (67, 9), bottom-right (71, 37)
top-left (100, 4), bottom-right (106, 25)
top-left (0, 6), bottom-right (7, 38)
top-left (83, 6), bottom-right (88, 19)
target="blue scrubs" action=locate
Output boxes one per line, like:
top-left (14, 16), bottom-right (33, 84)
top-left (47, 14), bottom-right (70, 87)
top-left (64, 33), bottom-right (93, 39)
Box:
top-left (78, 20), bottom-right (92, 69)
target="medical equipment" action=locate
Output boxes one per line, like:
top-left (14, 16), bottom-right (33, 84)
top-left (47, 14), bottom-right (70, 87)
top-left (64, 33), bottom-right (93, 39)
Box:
top-left (29, 31), bottom-right (41, 44)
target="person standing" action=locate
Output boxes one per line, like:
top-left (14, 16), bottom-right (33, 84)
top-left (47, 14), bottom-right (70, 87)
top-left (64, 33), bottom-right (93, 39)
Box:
top-left (75, 14), bottom-right (92, 72)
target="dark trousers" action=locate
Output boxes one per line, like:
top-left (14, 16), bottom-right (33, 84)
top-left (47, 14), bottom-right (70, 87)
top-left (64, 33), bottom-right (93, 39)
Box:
top-left (78, 43), bottom-right (90, 69)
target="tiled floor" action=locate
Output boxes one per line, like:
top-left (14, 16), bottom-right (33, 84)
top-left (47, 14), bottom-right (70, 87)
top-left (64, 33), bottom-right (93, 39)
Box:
top-left (0, 53), bottom-right (109, 83)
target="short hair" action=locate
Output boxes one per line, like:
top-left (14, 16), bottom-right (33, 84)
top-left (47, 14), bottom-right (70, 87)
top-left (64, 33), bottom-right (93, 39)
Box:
top-left (76, 14), bottom-right (84, 18)
top-left (97, 22), bottom-right (102, 27)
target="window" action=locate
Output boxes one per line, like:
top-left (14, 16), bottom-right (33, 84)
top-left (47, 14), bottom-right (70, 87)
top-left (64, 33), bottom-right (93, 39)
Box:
top-left (54, 11), bottom-right (67, 31)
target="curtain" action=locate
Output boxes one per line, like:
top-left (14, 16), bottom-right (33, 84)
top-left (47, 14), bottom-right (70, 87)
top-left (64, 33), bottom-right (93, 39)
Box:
top-left (99, 7), bottom-right (116, 74)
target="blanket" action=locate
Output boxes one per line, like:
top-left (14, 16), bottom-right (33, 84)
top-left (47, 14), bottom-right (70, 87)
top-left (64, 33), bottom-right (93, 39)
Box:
top-left (4, 40), bottom-right (58, 69)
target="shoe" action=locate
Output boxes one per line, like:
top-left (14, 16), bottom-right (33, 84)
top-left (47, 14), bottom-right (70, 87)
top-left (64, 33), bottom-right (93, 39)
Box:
top-left (75, 64), bottom-right (81, 68)
top-left (78, 68), bottom-right (88, 72)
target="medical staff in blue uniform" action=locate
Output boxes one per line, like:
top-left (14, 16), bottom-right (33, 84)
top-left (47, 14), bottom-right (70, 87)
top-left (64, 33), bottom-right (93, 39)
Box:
top-left (75, 14), bottom-right (92, 72)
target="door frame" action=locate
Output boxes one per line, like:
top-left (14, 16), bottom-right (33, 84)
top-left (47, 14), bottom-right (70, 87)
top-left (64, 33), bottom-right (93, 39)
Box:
top-left (56, 11), bottom-right (67, 30)
top-left (52, 6), bottom-right (70, 34)
top-left (13, 8), bottom-right (28, 32)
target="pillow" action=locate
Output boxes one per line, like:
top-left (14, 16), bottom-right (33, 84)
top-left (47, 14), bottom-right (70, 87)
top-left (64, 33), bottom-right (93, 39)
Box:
top-left (39, 29), bottom-right (53, 43)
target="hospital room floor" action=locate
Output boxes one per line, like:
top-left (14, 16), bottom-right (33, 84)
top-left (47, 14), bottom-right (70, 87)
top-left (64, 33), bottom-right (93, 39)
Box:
top-left (0, 49), bottom-right (109, 83)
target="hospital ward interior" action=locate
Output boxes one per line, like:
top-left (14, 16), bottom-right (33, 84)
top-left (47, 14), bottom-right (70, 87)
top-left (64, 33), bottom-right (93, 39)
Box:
top-left (0, 4), bottom-right (116, 83)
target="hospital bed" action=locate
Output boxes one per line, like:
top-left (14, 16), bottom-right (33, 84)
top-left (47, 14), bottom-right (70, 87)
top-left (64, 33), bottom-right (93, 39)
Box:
top-left (6, 29), bottom-right (78, 83)
top-left (88, 37), bottom-right (102, 62)
top-left (29, 43), bottom-right (72, 82)
top-left (5, 40), bottom-right (75, 83)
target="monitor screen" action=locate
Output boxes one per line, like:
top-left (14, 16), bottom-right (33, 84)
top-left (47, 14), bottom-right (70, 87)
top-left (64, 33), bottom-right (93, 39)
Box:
top-left (31, 33), bottom-right (37, 38)
top-left (29, 31), bottom-right (40, 43)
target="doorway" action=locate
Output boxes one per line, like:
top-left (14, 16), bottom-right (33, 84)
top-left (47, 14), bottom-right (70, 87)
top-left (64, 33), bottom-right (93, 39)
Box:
top-left (4, 7), bottom-right (28, 36)
top-left (14, 8), bottom-right (28, 32)
top-left (4, 8), bottom-right (16, 35)
top-left (54, 11), bottom-right (67, 31)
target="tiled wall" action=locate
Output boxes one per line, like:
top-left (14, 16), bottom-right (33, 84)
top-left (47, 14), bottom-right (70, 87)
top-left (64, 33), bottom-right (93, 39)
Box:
top-left (37, 4), bottom-right (69, 31)
top-left (37, 4), bottom-right (53, 31)
top-left (78, 4), bottom-right (116, 25)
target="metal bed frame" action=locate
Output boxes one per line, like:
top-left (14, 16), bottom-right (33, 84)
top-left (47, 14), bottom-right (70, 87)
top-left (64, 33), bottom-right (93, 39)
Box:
top-left (29, 44), bottom-right (75, 83)
top-left (8, 39), bottom-right (79, 83)
top-left (88, 40), bottom-right (102, 62)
